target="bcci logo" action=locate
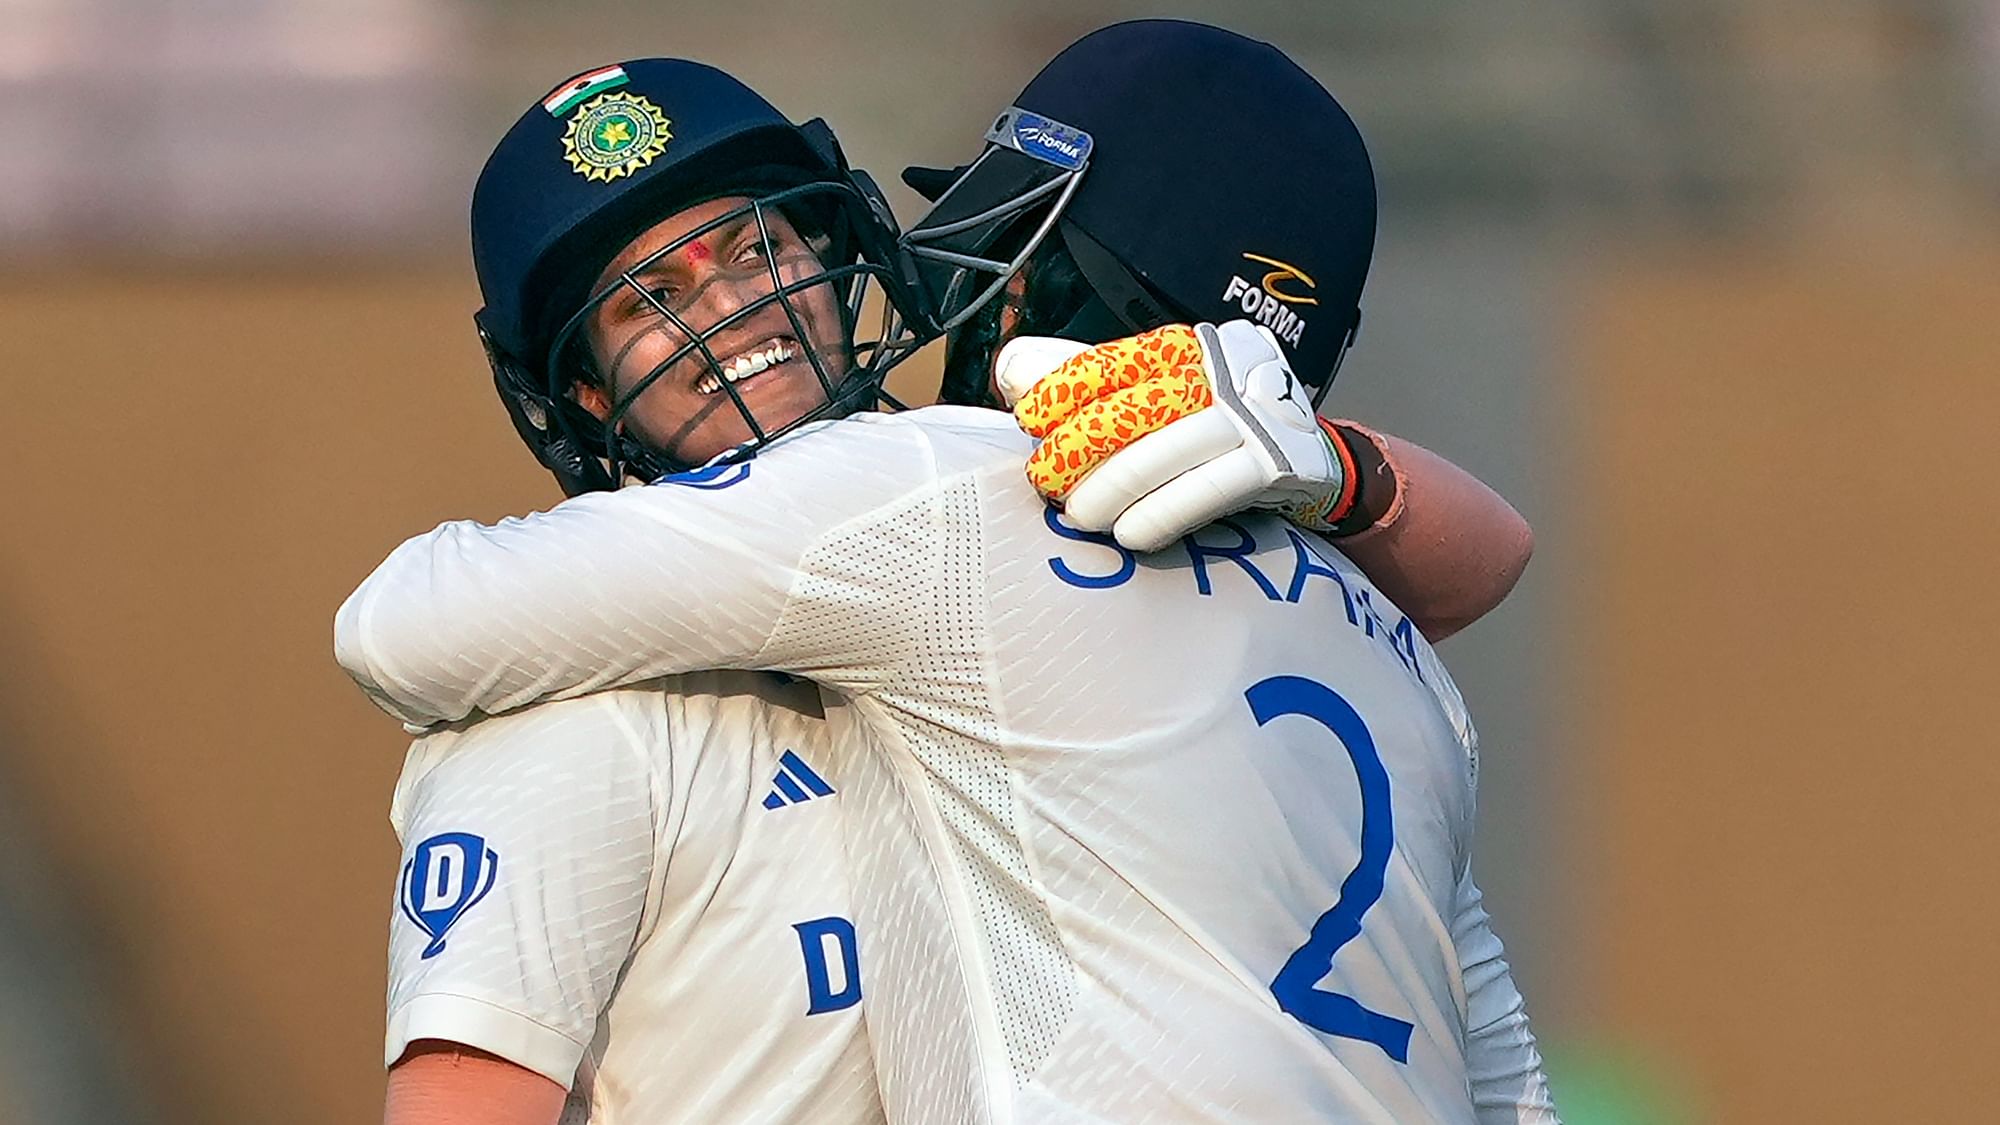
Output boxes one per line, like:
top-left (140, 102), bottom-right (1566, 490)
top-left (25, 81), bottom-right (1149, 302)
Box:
top-left (1221, 253), bottom-right (1317, 347)
top-left (562, 91), bottom-right (672, 182)
top-left (400, 832), bottom-right (499, 960)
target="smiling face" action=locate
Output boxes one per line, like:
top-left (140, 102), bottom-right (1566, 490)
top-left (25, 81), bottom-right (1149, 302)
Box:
top-left (575, 195), bottom-right (853, 467)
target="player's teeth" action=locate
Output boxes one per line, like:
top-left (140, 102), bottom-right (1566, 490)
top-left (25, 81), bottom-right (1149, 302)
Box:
top-left (703, 340), bottom-right (795, 393)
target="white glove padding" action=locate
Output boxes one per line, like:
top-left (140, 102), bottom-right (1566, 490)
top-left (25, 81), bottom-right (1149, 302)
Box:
top-left (1065, 321), bottom-right (1347, 552)
top-left (995, 336), bottom-right (1094, 406)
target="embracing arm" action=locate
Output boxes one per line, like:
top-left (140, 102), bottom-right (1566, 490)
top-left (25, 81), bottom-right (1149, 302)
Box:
top-left (335, 488), bottom-right (785, 726)
top-left (336, 418), bottom-right (931, 727)
top-left (1328, 423), bottom-right (1533, 643)
top-left (997, 327), bottom-right (1531, 645)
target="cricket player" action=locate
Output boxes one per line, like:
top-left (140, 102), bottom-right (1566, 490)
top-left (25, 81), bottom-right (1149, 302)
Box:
top-left (375, 60), bottom-right (923, 1125)
top-left (352, 24), bottom-right (1552, 1120)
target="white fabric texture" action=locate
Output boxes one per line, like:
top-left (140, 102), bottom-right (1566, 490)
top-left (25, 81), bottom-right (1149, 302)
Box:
top-left (386, 673), bottom-right (882, 1124)
top-left (347, 405), bottom-right (1553, 1124)
top-left (1453, 874), bottom-right (1562, 1125)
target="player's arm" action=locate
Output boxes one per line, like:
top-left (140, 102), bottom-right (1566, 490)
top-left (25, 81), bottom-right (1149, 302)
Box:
top-left (1454, 873), bottom-right (1561, 1124)
top-left (1319, 421), bottom-right (1532, 642)
top-left (382, 692), bottom-right (663, 1115)
top-left (999, 324), bottom-right (1531, 641)
top-left (335, 420), bottom-right (934, 727)
top-left (385, 1042), bottom-right (567, 1125)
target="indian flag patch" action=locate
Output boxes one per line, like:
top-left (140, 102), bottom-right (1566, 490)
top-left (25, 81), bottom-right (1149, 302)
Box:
top-left (543, 65), bottom-right (629, 117)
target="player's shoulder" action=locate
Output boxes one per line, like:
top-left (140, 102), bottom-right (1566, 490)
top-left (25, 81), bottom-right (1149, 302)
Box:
top-left (660, 670), bottom-right (828, 741)
top-left (387, 687), bottom-right (679, 844)
top-left (422, 673), bottom-right (819, 747)
top-left (389, 673), bottom-right (826, 821)
top-left (632, 406), bottom-right (1025, 515)
top-left (398, 685), bottom-right (675, 788)
top-left (756, 405), bottom-right (1030, 477)
top-left (884, 404), bottom-right (1034, 456)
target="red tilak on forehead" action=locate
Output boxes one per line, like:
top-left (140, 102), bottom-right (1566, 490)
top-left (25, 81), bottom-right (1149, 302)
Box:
top-left (682, 240), bottom-right (712, 263)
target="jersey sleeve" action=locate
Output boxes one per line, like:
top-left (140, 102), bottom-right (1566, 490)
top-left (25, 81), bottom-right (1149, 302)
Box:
top-left (385, 692), bottom-right (663, 1089)
top-left (336, 416), bottom-right (941, 728)
top-left (1454, 873), bottom-right (1561, 1124)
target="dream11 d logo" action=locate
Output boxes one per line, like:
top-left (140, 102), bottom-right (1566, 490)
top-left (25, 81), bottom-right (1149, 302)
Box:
top-left (400, 832), bottom-right (500, 959)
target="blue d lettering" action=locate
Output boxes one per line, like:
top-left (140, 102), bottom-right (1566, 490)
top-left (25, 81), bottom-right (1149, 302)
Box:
top-left (794, 916), bottom-right (863, 1014)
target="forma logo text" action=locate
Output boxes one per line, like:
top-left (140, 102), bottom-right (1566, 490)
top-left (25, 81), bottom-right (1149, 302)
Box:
top-left (1221, 253), bottom-right (1317, 347)
top-left (1017, 123), bottom-right (1086, 165)
top-left (989, 107), bottom-right (1092, 172)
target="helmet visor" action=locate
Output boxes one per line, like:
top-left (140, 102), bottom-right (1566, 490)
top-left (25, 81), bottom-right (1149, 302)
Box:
top-left (544, 181), bottom-right (922, 480)
top-left (901, 107), bottom-right (1093, 335)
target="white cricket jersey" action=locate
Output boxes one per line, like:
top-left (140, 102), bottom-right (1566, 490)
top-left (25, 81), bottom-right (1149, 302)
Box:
top-left (385, 671), bottom-right (884, 1125)
top-left (344, 406), bottom-right (1557, 1124)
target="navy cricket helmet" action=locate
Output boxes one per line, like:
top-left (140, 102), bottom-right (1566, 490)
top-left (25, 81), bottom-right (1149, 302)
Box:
top-left (472, 58), bottom-right (928, 494)
top-left (901, 20), bottom-right (1376, 407)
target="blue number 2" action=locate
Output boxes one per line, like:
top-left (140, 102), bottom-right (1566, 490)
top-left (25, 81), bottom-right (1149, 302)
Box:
top-left (1247, 675), bottom-right (1415, 1063)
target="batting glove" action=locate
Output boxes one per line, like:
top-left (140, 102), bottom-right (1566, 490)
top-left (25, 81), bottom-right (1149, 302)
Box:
top-left (999, 321), bottom-right (1358, 552)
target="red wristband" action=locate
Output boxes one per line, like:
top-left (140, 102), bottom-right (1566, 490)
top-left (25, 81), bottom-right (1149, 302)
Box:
top-left (1316, 415), bottom-right (1362, 527)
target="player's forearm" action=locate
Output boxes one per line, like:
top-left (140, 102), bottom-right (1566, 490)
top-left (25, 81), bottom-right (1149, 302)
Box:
top-left (335, 421), bottom-right (943, 727)
top-left (1328, 424), bottom-right (1532, 643)
top-left (385, 1042), bottom-right (568, 1125)
top-left (335, 488), bottom-right (788, 727)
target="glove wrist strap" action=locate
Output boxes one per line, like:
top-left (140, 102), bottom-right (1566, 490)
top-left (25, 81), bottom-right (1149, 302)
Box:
top-left (1289, 416), bottom-right (1363, 531)
top-left (1324, 420), bottom-right (1399, 538)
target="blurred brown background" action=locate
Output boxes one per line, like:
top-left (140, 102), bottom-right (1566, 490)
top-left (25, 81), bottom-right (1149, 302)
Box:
top-left (2, 1), bottom-right (1994, 1122)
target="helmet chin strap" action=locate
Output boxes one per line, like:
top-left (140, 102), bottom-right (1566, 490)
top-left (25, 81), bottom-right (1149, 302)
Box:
top-left (1312, 314), bottom-right (1361, 409)
top-left (1045, 290), bottom-right (1132, 345)
top-left (1057, 223), bottom-right (1177, 335)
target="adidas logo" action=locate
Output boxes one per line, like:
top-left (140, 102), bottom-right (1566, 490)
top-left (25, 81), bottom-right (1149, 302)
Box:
top-left (763, 750), bottom-right (834, 809)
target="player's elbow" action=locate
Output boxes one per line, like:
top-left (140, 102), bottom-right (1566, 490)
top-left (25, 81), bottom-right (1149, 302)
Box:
top-left (332, 538), bottom-right (457, 726)
top-left (1416, 516), bottom-right (1532, 644)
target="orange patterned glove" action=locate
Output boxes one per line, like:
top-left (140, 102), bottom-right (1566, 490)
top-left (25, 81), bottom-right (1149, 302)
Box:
top-left (1007, 326), bottom-right (1215, 501)
top-left (996, 321), bottom-right (1358, 552)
